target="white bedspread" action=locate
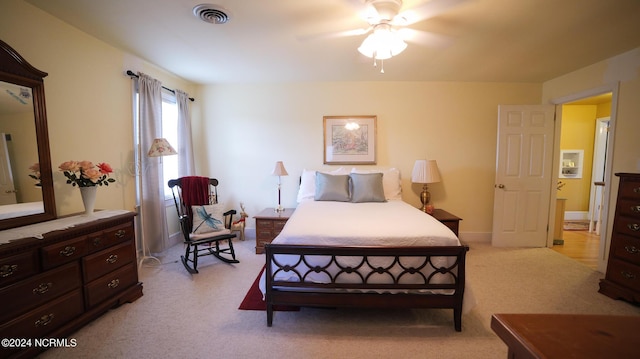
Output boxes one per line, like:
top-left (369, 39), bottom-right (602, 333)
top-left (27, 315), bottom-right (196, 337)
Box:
top-left (272, 200), bottom-right (460, 247)
top-left (258, 200), bottom-right (476, 313)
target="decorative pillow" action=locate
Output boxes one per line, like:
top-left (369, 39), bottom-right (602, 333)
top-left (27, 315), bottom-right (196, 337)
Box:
top-left (191, 203), bottom-right (226, 234)
top-left (314, 172), bottom-right (351, 201)
top-left (297, 167), bottom-right (350, 202)
top-left (350, 173), bottom-right (386, 203)
top-left (351, 168), bottom-right (402, 200)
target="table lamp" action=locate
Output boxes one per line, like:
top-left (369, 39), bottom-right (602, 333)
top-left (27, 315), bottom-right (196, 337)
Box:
top-left (271, 161), bottom-right (288, 212)
top-left (411, 159), bottom-right (441, 213)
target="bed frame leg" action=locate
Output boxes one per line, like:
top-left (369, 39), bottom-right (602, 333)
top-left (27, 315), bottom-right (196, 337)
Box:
top-left (267, 305), bottom-right (274, 327)
top-left (454, 308), bottom-right (462, 332)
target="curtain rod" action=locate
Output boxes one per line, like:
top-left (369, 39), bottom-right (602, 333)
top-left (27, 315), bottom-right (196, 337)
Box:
top-left (126, 70), bottom-right (194, 102)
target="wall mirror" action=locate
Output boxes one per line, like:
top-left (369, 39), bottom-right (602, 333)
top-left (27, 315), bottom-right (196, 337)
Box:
top-left (0, 39), bottom-right (56, 230)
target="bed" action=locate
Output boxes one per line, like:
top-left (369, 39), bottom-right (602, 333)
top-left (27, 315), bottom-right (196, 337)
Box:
top-left (259, 168), bottom-right (473, 331)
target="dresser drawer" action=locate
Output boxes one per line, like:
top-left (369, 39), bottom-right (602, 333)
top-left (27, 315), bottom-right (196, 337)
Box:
top-left (83, 240), bottom-right (134, 282)
top-left (0, 250), bottom-right (37, 287)
top-left (0, 262), bottom-right (81, 323)
top-left (0, 289), bottom-right (83, 341)
top-left (41, 236), bottom-right (88, 270)
top-left (606, 258), bottom-right (640, 292)
top-left (273, 220), bottom-right (287, 231)
top-left (619, 180), bottom-right (640, 200)
top-left (85, 222), bottom-right (134, 254)
top-left (616, 199), bottom-right (640, 219)
top-left (84, 263), bottom-right (137, 308)
top-left (611, 234), bottom-right (640, 265)
top-left (256, 228), bottom-right (274, 240)
top-left (613, 216), bottom-right (640, 238)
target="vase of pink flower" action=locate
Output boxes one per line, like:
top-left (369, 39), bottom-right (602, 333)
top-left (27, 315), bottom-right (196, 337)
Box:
top-left (59, 160), bottom-right (116, 215)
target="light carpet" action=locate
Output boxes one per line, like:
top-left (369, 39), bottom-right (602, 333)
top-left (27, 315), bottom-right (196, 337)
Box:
top-left (38, 235), bottom-right (640, 359)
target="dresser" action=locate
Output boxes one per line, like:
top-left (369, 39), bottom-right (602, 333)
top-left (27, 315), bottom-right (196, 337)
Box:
top-left (599, 173), bottom-right (640, 304)
top-left (0, 211), bottom-right (143, 359)
top-left (254, 208), bottom-right (294, 254)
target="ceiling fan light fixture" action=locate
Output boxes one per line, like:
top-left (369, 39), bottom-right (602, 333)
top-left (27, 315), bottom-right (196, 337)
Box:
top-left (357, 24), bottom-right (407, 60)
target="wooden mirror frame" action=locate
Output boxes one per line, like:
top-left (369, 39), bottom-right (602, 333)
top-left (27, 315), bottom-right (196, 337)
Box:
top-left (0, 39), bottom-right (56, 229)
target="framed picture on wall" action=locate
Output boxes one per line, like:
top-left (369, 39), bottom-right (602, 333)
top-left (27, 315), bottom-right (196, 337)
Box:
top-left (323, 115), bottom-right (377, 165)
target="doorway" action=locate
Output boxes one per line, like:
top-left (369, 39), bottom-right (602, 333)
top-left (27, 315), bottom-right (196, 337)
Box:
top-left (552, 92), bottom-right (613, 270)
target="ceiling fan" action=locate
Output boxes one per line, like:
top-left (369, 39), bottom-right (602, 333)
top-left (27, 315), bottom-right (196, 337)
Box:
top-left (307, 0), bottom-right (468, 72)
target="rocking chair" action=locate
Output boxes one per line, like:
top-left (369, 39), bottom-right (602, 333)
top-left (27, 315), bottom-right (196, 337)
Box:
top-left (168, 177), bottom-right (239, 273)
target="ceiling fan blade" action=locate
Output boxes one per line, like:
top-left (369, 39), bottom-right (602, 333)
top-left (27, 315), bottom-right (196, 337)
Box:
top-left (298, 27), bottom-right (372, 42)
top-left (395, 0), bottom-right (469, 26)
top-left (397, 28), bottom-right (451, 48)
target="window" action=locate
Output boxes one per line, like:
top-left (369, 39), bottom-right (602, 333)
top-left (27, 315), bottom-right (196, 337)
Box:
top-left (161, 90), bottom-right (179, 199)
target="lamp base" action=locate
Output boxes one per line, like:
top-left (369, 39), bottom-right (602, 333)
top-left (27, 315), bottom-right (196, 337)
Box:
top-left (419, 184), bottom-right (432, 213)
top-left (275, 205), bottom-right (285, 213)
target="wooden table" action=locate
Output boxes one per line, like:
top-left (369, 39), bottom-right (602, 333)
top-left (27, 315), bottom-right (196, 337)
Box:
top-left (491, 313), bottom-right (640, 359)
top-left (254, 208), bottom-right (294, 254)
top-left (430, 208), bottom-right (462, 236)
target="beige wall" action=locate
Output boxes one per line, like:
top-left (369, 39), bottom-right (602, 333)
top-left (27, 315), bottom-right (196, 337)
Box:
top-left (0, 0), bottom-right (199, 217)
top-left (200, 82), bottom-right (542, 239)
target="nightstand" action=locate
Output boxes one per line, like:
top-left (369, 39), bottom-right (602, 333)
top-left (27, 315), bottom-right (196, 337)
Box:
top-left (430, 208), bottom-right (462, 236)
top-left (254, 208), bottom-right (295, 254)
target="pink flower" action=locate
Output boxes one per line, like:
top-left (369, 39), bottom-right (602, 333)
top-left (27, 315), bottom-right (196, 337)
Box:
top-left (29, 163), bottom-right (40, 172)
top-left (59, 160), bottom-right (80, 172)
top-left (78, 161), bottom-right (94, 170)
top-left (82, 168), bottom-right (102, 183)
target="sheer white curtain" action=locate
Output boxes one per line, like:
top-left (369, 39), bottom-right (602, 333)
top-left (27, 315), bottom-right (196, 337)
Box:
top-left (137, 72), bottom-right (170, 253)
top-left (175, 89), bottom-right (195, 176)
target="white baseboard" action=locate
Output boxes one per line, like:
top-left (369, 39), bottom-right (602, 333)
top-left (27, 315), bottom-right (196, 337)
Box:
top-left (564, 211), bottom-right (588, 221)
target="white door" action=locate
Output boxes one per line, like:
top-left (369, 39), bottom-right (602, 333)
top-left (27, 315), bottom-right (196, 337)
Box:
top-left (492, 105), bottom-right (556, 247)
top-left (0, 133), bottom-right (17, 205)
top-left (588, 118), bottom-right (609, 234)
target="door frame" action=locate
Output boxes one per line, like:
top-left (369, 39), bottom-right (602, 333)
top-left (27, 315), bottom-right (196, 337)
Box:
top-left (548, 83), bottom-right (619, 273)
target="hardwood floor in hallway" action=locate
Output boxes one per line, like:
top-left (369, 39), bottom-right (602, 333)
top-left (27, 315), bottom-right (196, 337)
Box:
top-left (552, 227), bottom-right (601, 270)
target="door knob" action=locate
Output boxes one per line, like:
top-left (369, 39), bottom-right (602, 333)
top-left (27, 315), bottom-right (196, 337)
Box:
top-left (496, 184), bottom-right (505, 189)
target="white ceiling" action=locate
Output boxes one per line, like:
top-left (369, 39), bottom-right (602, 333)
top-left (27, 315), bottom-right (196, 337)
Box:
top-left (23, 0), bottom-right (640, 84)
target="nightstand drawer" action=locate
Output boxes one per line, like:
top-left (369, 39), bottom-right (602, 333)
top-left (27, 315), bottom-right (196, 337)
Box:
top-left (614, 216), bottom-right (640, 238)
top-left (256, 219), bottom-right (274, 229)
top-left (611, 234), bottom-right (640, 265)
top-left (619, 180), bottom-right (640, 200)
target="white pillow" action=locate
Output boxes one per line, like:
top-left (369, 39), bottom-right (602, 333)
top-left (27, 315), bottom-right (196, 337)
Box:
top-left (351, 168), bottom-right (402, 200)
top-left (297, 167), bottom-right (350, 202)
top-left (192, 203), bottom-right (226, 234)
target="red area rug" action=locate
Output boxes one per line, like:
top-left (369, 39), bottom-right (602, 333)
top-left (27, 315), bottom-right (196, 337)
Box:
top-left (238, 266), bottom-right (299, 311)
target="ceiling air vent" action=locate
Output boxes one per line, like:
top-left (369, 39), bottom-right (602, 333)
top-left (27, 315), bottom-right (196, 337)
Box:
top-left (193, 4), bottom-right (230, 24)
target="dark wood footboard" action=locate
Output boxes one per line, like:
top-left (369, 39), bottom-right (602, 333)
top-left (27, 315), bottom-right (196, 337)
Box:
top-left (264, 244), bottom-right (469, 331)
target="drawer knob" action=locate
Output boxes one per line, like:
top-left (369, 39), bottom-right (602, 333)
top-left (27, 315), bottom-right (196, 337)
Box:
top-left (634, 187), bottom-right (640, 193)
top-left (106, 254), bottom-right (119, 264)
top-left (632, 205), bottom-right (640, 213)
top-left (625, 246), bottom-right (639, 254)
top-left (34, 313), bottom-right (55, 328)
top-left (621, 271), bottom-right (637, 280)
top-left (32, 282), bottom-right (53, 295)
top-left (628, 223), bottom-right (640, 232)
top-left (59, 246), bottom-right (76, 257)
top-left (93, 237), bottom-right (102, 247)
top-left (115, 229), bottom-right (126, 238)
top-left (0, 264), bottom-right (18, 277)
top-left (108, 278), bottom-right (120, 289)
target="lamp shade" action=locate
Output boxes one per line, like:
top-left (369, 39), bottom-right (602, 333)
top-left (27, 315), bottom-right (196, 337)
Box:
top-left (147, 138), bottom-right (178, 157)
top-left (271, 161), bottom-right (288, 176)
top-left (411, 159), bottom-right (441, 184)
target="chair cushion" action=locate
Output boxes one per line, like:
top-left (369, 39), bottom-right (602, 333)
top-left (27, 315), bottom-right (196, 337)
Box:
top-left (192, 204), bottom-right (227, 234)
top-left (189, 228), bottom-right (232, 241)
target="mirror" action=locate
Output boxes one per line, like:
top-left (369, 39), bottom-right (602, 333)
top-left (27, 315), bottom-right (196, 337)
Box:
top-left (0, 39), bottom-right (56, 230)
